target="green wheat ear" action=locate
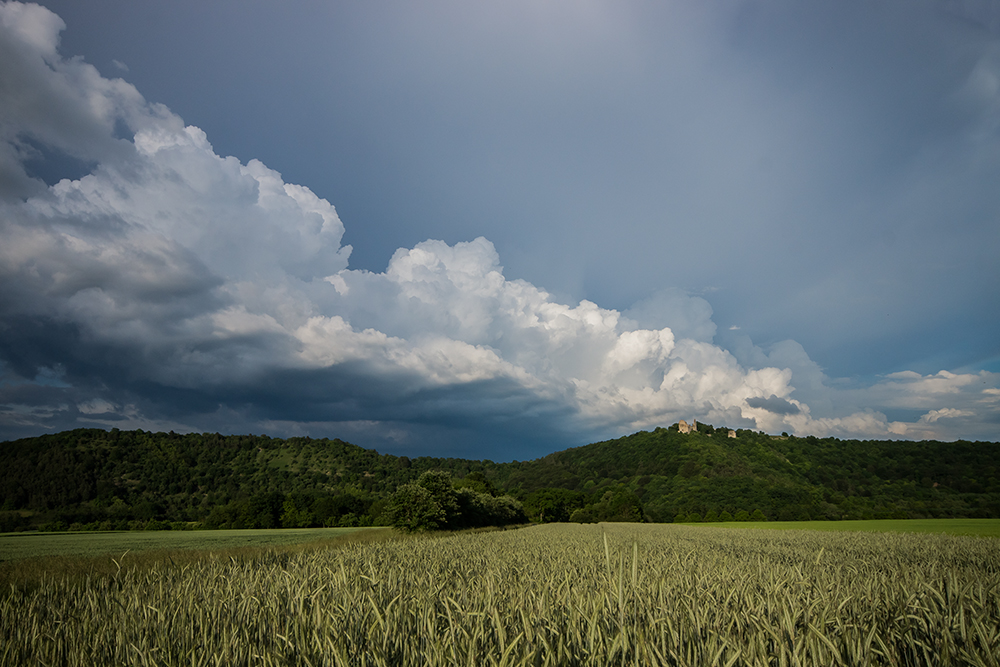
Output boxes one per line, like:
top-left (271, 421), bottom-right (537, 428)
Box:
top-left (603, 529), bottom-right (611, 582)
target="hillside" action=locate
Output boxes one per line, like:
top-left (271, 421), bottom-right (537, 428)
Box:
top-left (1, 426), bottom-right (998, 531)
top-left (500, 425), bottom-right (1000, 522)
top-left (0, 429), bottom-right (497, 532)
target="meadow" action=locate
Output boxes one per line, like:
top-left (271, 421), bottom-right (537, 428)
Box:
top-left (2, 523), bottom-right (999, 666)
top-left (0, 526), bottom-right (377, 561)
top-left (0, 527), bottom-right (383, 591)
top-left (700, 518), bottom-right (1000, 538)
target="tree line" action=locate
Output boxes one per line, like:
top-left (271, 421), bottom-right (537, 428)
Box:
top-left (1, 425), bottom-right (998, 532)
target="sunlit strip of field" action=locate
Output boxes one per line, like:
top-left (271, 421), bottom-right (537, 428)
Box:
top-left (697, 518), bottom-right (1000, 538)
top-left (0, 526), bottom-right (382, 561)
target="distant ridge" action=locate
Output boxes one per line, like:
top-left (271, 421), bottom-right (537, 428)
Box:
top-left (1, 426), bottom-right (997, 531)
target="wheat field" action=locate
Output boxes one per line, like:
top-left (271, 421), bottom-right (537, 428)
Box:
top-left (2, 523), bottom-right (998, 666)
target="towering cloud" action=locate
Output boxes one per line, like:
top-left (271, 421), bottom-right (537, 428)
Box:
top-left (0, 2), bottom-right (996, 457)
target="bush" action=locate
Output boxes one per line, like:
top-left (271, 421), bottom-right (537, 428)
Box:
top-left (569, 507), bottom-right (596, 523)
top-left (0, 512), bottom-right (28, 533)
top-left (387, 472), bottom-right (526, 532)
top-left (483, 494), bottom-right (527, 526)
top-left (385, 483), bottom-right (446, 533)
top-left (39, 521), bottom-right (67, 532)
top-left (592, 488), bottom-right (644, 523)
top-left (417, 471), bottom-right (462, 528)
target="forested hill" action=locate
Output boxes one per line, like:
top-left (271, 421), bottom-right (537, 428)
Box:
top-left (1, 426), bottom-right (998, 532)
top-left (497, 426), bottom-right (1000, 523)
top-left (0, 429), bottom-right (500, 532)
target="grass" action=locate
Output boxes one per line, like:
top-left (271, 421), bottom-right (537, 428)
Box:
top-left (695, 518), bottom-right (1000, 537)
top-left (0, 527), bottom-right (390, 590)
top-left (0, 526), bottom-right (380, 561)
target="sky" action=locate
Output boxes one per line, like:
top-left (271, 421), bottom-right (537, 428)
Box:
top-left (1, 0), bottom-right (998, 460)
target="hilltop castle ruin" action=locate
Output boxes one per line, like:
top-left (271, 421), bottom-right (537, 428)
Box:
top-left (677, 420), bottom-right (737, 438)
top-left (677, 419), bottom-right (697, 434)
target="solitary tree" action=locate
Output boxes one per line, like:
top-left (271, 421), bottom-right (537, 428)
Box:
top-left (385, 484), bottom-right (446, 532)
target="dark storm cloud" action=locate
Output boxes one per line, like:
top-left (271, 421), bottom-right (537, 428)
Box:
top-left (21, 1), bottom-right (1000, 381)
top-left (1, 1), bottom-right (998, 457)
top-left (746, 395), bottom-right (801, 416)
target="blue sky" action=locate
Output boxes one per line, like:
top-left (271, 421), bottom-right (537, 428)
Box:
top-left (1, 0), bottom-right (998, 459)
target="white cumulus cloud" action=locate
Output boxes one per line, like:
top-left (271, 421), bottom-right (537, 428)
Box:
top-left (0, 1), bottom-right (996, 456)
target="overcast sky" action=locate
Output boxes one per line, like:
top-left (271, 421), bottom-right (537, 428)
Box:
top-left (1, 0), bottom-right (998, 460)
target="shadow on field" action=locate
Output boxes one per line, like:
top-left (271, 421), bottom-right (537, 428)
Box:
top-left (0, 528), bottom-right (401, 592)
